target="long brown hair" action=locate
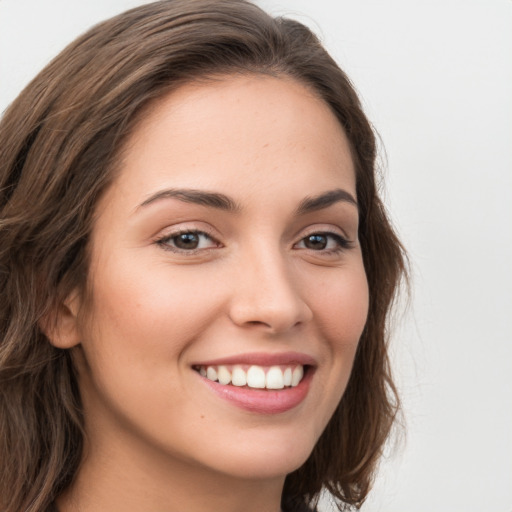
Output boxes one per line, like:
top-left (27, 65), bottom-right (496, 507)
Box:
top-left (0, 1), bottom-right (406, 510)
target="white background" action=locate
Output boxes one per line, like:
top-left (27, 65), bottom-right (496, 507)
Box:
top-left (1, 1), bottom-right (511, 511)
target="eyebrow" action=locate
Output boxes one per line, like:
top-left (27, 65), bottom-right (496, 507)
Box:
top-left (295, 188), bottom-right (358, 215)
top-left (138, 188), bottom-right (241, 212)
top-left (137, 187), bottom-right (357, 215)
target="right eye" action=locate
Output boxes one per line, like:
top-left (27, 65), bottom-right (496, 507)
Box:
top-left (156, 230), bottom-right (219, 253)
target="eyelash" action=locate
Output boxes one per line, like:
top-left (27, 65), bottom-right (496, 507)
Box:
top-left (155, 229), bottom-right (353, 255)
top-left (295, 231), bottom-right (353, 255)
top-left (155, 229), bottom-right (219, 253)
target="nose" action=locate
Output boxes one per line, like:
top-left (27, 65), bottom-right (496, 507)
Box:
top-left (227, 247), bottom-right (313, 334)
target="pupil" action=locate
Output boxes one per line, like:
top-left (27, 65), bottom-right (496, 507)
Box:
top-left (305, 234), bottom-right (327, 250)
top-left (175, 233), bottom-right (199, 249)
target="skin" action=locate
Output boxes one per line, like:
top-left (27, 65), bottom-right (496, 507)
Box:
top-left (52, 74), bottom-right (369, 512)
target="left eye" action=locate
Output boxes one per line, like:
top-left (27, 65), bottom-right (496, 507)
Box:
top-left (158, 231), bottom-right (217, 251)
top-left (295, 233), bottom-right (348, 251)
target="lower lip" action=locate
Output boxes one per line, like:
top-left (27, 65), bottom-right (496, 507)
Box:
top-left (198, 369), bottom-right (313, 414)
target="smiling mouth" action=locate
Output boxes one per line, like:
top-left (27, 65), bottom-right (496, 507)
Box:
top-left (192, 364), bottom-right (307, 390)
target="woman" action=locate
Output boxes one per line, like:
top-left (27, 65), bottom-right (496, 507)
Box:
top-left (0, 1), bottom-right (406, 511)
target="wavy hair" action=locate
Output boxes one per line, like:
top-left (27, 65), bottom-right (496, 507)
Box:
top-left (0, 1), bottom-right (406, 510)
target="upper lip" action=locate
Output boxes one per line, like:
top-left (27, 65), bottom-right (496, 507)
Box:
top-left (192, 351), bottom-right (317, 367)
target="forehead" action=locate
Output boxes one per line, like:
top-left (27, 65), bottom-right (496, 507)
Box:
top-left (106, 74), bottom-right (356, 211)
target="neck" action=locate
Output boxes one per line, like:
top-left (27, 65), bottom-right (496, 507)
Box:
top-left (57, 428), bottom-right (285, 512)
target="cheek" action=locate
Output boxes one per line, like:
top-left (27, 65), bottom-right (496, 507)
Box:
top-left (297, 262), bottom-right (368, 436)
top-left (309, 264), bottom-right (369, 350)
top-left (83, 257), bottom-right (226, 363)
top-left (76, 262), bottom-right (217, 421)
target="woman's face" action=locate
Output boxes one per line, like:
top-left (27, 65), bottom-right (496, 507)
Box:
top-left (72, 75), bottom-right (368, 481)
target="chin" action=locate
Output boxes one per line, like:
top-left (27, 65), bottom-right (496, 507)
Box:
top-left (193, 429), bottom-right (318, 481)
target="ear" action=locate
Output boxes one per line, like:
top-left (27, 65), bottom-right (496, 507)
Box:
top-left (39, 292), bottom-right (82, 349)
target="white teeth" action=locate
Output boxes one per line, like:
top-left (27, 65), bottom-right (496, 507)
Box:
top-left (217, 365), bottom-right (231, 385)
top-left (206, 366), bottom-right (217, 382)
top-left (266, 366), bottom-right (284, 389)
top-left (291, 366), bottom-right (304, 387)
top-left (247, 365), bottom-right (266, 389)
top-left (231, 365), bottom-right (247, 387)
top-left (283, 367), bottom-right (292, 387)
top-left (198, 364), bottom-right (306, 389)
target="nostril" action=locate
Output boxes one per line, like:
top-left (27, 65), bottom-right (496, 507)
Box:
top-left (247, 320), bottom-right (271, 327)
top-left (227, 286), bottom-right (312, 333)
top-left (241, 318), bottom-right (304, 333)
